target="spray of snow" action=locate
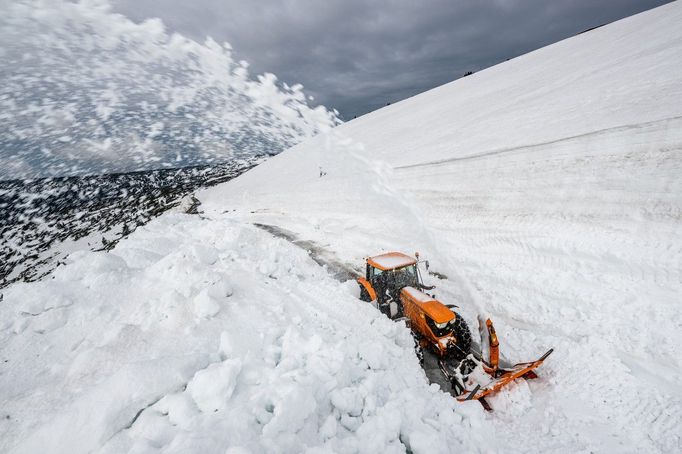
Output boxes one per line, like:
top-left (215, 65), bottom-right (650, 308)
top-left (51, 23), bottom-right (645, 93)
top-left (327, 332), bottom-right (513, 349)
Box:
top-left (317, 128), bottom-right (487, 314)
top-left (0, 0), bottom-right (338, 179)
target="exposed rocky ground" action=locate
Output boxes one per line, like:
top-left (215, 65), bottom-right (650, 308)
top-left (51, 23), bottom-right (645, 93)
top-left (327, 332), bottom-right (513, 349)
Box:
top-left (0, 157), bottom-right (263, 288)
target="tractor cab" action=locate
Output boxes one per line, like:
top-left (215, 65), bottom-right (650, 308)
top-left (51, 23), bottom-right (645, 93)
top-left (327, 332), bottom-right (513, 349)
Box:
top-left (368, 254), bottom-right (419, 293)
top-left (358, 252), bottom-right (426, 318)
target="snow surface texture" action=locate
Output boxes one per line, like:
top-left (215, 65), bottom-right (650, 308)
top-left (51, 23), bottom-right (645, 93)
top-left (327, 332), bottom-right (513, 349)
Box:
top-left (199, 3), bottom-right (682, 452)
top-left (0, 214), bottom-right (490, 453)
top-left (2, 2), bottom-right (682, 454)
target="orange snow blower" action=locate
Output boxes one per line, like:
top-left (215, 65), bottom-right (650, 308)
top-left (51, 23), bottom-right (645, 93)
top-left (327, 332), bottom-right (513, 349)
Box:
top-left (358, 251), bottom-right (552, 410)
top-left (448, 318), bottom-right (553, 410)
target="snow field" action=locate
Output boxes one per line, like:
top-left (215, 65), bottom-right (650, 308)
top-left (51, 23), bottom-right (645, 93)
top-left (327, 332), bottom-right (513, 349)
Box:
top-left (200, 106), bottom-right (682, 453)
top-left (0, 212), bottom-right (493, 453)
top-left (198, 3), bottom-right (682, 451)
top-left (2, 2), bottom-right (681, 453)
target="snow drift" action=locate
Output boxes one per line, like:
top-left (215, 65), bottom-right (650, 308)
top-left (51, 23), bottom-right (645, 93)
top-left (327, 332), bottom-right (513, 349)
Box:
top-left (0, 215), bottom-right (489, 453)
top-left (2, 2), bottom-right (681, 453)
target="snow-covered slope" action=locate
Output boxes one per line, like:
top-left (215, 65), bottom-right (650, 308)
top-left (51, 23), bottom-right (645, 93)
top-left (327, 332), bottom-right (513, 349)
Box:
top-left (198, 2), bottom-right (682, 452)
top-left (1, 215), bottom-right (491, 453)
top-left (2, 2), bottom-right (681, 453)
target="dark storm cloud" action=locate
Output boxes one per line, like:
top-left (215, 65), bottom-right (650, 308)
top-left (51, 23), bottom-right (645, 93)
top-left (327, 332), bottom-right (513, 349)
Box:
top-left (113, 0), bottom-right (670, 119)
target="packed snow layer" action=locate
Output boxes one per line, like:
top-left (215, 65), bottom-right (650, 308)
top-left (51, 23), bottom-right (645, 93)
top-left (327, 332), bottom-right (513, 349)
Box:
top-left (367, 252), bottom-right (416, 270)
top-left (0, 212), bottom-right (492, 453)
top-left (199, 3), bottom-right (682, 452)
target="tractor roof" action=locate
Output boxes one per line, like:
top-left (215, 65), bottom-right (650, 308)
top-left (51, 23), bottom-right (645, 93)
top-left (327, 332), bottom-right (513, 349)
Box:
top-left (367, 252), bottom-right (417, 271)
top-left (401, 286), bottom-right (455, 324)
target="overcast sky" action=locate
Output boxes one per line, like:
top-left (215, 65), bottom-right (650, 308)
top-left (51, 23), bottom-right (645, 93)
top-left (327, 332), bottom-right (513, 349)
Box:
top-left (113, 0), bottom-right (670, 120)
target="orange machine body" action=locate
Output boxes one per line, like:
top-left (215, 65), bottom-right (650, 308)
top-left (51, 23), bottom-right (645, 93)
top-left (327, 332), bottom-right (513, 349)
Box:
top-left (400, 286), bottom-right (459, 357)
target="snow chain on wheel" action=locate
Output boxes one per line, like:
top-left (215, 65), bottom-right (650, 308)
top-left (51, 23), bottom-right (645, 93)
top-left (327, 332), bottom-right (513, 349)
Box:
top-left (450, 313), bottom-right (472, 362)
top-left (359, 285), bottom-right (371, 302)
top-left (412, 333), bottom-right (425, 366)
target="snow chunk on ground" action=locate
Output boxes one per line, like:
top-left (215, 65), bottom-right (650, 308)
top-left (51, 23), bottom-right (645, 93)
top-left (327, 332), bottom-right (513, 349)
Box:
top-left (187, 359), bottom-right (242, 413)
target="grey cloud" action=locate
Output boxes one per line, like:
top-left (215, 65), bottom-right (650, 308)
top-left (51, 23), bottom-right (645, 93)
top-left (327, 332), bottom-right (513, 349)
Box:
top-left (113, 0), bottom-right (670, 119)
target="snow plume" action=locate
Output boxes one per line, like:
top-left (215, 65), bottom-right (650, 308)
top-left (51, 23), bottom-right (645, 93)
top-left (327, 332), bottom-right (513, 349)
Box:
top-left (0, 0), bottom-right (339, 180)
top-left (318, 130), bottom-right (487, 314)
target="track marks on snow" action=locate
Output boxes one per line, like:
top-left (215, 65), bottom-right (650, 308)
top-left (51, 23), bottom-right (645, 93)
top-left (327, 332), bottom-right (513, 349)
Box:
top-left (253, 223), bottom-right (359, 282)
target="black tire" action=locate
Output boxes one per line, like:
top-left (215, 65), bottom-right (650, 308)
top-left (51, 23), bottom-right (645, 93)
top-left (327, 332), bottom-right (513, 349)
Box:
top-left (359, 285), bottom-right (372, 302)
top-left (451, 357), bottom-right (477, 395)
top-left (451, 376), bottom-right (466, 396)
top-left (449, 313), bottom-right (472, 361)
top-left (413, 334), bottom-right (425, 366)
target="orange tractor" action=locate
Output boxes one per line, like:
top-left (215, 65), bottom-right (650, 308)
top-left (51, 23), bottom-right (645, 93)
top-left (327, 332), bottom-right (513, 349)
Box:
top-left (358, 251), bottom-right (552, 409)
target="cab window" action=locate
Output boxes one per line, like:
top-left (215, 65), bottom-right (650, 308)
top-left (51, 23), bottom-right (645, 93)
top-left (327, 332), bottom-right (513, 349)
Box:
top-left (392, 264), bottom-right (418, 288)
top-left (426, 316), bottom-right (451, 337)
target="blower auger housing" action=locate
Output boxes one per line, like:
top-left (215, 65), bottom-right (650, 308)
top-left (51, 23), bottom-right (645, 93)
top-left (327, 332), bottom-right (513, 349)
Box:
top-left (358, 251), bottom-right (553, 409)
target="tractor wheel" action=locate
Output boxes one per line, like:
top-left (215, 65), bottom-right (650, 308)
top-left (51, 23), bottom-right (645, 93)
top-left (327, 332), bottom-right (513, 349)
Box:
top-left (450, 313), bottom-right (472, 361)
top-left (359, 285), bottom-right (372, 302)
top-left (412, 333), bottom-right (425, 366)
top-left (414, 334), bottom-right (425, 366)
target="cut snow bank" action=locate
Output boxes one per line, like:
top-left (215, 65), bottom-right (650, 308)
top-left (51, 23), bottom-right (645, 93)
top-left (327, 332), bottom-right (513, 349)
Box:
top-left (0, 213), bottom-right (491, 453)
top-left (199, 3), bottom-right (682, 452)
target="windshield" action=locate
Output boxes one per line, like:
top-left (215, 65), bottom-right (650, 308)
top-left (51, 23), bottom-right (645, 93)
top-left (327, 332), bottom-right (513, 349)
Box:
top-left (392, 264), bottom-right (418, 288)
top-left (426, 316), bottom-right (453, 337)
top-left (369, 264), bottom-right (419, 298)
